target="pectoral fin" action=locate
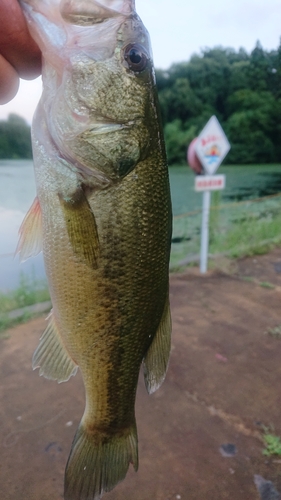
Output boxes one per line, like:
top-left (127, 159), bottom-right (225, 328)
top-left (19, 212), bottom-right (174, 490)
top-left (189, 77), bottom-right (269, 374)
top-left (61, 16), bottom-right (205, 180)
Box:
top-left (33, 311), bottom-right (78, 383)
top-left (15, 196), bottom-right (43, 262)
top-left (143, 295), bottom-right (172, 394)
top-left (59, 187), bottom-right (100, 269)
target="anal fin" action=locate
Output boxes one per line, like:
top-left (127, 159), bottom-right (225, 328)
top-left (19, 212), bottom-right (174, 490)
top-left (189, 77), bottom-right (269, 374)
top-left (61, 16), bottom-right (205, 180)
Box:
top-left (143, 295), bottom-right (172, 394)
top-left (33, 312), bottom-right (78, 383)
top-left (15, 196), bottom-right (43, 262)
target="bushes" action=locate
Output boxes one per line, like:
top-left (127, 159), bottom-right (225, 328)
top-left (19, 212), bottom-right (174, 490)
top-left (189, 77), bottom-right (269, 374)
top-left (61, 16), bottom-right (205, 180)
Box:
top-left (157, 42), bottom-right (281, 165)
top-left (0, 114), bottom-right (32, 159)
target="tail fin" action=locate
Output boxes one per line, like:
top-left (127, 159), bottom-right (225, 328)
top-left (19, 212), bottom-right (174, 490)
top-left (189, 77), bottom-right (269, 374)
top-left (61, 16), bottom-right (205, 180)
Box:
top-left (64, 421), bottom-right (138, 500)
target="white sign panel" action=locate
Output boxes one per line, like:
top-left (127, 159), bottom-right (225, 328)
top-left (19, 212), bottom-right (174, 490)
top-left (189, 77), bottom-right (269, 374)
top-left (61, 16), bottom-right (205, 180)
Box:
top-left (195, 116), bottom-right (230, 175)
top-left (195, 174), bottom-right (225, 192)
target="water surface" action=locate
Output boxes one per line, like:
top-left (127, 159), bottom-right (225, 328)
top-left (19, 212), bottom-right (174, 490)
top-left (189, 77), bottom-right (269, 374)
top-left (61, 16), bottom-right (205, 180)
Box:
top-left (1, 161), bottom-right (280, 291)
top-left (169, 164), bottom-right (281, 216)
top-left (0, 160), bottom-right (44, 292)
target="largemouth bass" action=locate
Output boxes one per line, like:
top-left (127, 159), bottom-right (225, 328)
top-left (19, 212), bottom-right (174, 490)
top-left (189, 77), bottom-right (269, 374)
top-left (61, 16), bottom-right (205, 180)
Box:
top-left (18, 1), bottom-right (172, 499)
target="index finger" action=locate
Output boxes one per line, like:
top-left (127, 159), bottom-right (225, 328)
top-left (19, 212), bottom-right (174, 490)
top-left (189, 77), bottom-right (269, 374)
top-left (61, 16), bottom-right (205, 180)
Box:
top-left (0, 0), bottom-right (41, 80)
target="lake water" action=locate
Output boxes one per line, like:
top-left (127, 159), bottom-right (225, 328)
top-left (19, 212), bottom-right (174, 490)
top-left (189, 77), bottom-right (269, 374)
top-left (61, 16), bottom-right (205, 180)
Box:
top-left (0, 160), bottom-right (281, 291)
top-left (169, 164), bottom-right (281, 216)
top-left (0, 160), bottom-right (45, 292)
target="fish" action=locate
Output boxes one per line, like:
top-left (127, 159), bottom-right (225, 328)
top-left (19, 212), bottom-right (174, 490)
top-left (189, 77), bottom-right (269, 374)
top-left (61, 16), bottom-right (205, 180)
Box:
top-left (18, 0), bottom-right (172, 499)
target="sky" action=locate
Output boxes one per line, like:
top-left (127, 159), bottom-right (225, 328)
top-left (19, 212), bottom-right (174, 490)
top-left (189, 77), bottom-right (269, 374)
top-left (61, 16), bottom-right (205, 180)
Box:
top-left (0, 0), bottom-right (281, 124)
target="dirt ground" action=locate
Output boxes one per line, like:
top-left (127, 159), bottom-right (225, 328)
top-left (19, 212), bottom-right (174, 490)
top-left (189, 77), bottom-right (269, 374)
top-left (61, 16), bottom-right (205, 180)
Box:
top-left (1, 249), bottom-right (281, 500)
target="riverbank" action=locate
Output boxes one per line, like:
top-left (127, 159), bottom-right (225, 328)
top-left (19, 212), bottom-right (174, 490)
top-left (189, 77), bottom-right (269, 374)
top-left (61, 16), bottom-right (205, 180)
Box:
top-left (1, 247), bottom-right (281, 499)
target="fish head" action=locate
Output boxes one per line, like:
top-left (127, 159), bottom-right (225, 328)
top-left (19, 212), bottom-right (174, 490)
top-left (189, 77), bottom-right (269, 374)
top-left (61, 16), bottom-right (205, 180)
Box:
top-left (40, 3), bottom-right (161, 184)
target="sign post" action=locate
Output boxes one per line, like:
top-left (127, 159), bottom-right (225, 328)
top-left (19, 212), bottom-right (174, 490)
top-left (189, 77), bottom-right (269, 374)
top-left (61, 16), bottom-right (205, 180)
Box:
top-left (188, 116), bottom-right (230, 273)
top-left (200, 190), bottom-right (211, 273)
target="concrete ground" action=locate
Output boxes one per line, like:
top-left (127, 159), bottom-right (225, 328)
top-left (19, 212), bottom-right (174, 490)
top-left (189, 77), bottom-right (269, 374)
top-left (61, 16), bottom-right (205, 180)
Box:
top-left (1, 248), bottom-right (281, 500)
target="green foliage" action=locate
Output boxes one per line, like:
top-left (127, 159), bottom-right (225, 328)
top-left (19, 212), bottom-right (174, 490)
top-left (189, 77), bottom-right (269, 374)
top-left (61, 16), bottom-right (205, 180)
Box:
top-left (265, 324), bottom-right (281, 338)
top-left (209, 191), bottom-right (221, 244)
top-left (262, 428), bottom-right (281, 456)
top-left (209, 206), bottom-right (281, 257)
top-left (164, 120), bottom-right (196, 164)
top-left (157, 40), bottom-right (281, 165)
top-left (259, 281), bottom-right (275, 289)
top-left (170, 187), bottom-right (281, 266)
top-left (0, 114), bottom-right (32, 159)
top-left (0, 272), bottom-right (50, 334)
top-left (0, 272), bottom-right (49, 314)
top-left (0, 311), bottom-right (32, 336)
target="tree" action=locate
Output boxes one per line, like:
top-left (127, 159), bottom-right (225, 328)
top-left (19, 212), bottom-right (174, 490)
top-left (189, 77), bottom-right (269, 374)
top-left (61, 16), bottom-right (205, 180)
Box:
top-left (226, 112), bottom-right (275, 164)
top-left (247, 41), bottom-right (270, 92)
top-left (156, 41), bottom-right (281, 164)
top-left (164, 120), bottom-right (196, 164)
top-left (159, 78), bottom-right (203, 125)
top-left (0, 114), bottom-right (32, 159)
top-left (225, 90), bottom-right (279, 163)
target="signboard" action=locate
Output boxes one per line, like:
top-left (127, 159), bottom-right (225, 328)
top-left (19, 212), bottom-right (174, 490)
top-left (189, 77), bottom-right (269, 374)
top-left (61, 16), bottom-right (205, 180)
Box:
top-left (195, 174), bottom-right (225, 192)
top-left (195, 116), bottom-right (230, 175)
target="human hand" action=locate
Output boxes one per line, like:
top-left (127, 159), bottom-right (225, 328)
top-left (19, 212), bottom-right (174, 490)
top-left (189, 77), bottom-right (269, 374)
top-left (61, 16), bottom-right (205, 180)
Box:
top-left (0, 0), bottom-right (41, 104)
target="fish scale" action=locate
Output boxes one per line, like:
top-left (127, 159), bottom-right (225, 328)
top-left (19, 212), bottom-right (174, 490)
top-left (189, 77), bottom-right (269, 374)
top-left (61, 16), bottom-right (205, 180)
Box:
top-left (18, 1), bottom-right (172, 499)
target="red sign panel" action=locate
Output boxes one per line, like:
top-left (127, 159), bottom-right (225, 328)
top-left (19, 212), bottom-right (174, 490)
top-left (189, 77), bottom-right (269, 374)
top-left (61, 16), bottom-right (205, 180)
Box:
top-left (195, 174), bottom-right (225, 192)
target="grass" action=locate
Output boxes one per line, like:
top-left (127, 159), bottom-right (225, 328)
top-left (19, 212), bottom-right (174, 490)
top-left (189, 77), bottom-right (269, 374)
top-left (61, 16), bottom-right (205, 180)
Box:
top-left (0, 311), bottom-right (33, 337)
top-left (265, 324), bottom-right (281, 339)
top-left (259, 281), bottom-right (275, 289)
top-left (0, 271), bottom-right (50, 334)
top-left (208, 195), bottom-right (281, 257)
top-left (170, 192), bottom-right (281, 267)
top-left (242, 277), bottom-right (255, 282)
top-left (262, 427), bottom-right (281, 456)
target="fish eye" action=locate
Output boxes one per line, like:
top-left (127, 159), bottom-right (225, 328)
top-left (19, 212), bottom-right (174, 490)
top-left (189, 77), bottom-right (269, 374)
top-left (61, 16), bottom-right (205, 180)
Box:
top-left (123, 43), bottom-right (148, 72)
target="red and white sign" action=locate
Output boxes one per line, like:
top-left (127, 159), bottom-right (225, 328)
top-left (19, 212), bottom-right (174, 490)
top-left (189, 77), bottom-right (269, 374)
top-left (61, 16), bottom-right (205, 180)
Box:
top-left (195, 116), bottom-right (230, 175)
top-left (195, 174), bottom-right (225, 192)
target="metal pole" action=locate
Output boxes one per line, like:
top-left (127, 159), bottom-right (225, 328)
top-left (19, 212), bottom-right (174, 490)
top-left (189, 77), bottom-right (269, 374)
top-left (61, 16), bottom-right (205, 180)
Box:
top-left (200, 190), bottom-right (211, 273)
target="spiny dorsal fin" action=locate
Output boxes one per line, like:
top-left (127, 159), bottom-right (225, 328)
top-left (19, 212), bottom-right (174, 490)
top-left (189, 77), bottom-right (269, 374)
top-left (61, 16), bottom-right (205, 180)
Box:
top-left (59, 187), bottom-right (100, 269)
top-left (143, 295), bottom-right (172, 394)
top-left (33, 311), bottom-right (78, 383)
top-left (15, 196), bottom-right (43, 262)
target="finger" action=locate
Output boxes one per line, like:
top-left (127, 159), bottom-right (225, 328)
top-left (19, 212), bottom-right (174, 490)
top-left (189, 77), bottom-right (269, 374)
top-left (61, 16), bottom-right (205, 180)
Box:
top-left (0, 0), bottom-right (41, 79)
top-left (0, 54), bottom-right (20, 104)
